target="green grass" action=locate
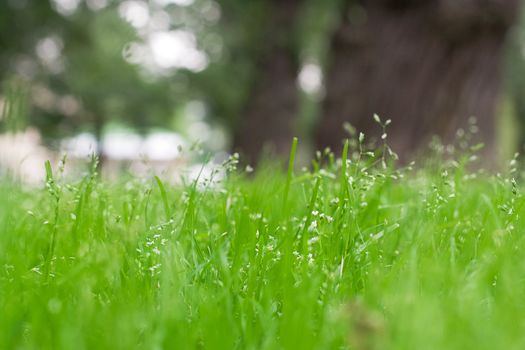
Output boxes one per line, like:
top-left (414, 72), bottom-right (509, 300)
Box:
top-left (1, 141), bottom-right (525, 349)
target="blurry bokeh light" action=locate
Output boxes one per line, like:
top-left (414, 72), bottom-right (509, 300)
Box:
top-left (51, 0), bottom-right (81, 16)
top-left (149, 30), bottom-right (208, 72)
top-left (298, 63), bottom-right (323, 96)
top-left (35, 36), bottom-right (64, 74)
top-left (119, 1), bottom-right (150, 29)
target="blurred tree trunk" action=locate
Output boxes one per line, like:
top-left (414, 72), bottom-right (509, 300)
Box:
top-left (233, 0), bottom-right (301, 165)
top-left (316, 0), bottom-right (521, 162)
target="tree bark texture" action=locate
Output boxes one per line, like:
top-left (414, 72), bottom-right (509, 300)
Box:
top-left (233, 0), bottom-right (301, 165)
top-left (316, 0), bottom-right (521, 162)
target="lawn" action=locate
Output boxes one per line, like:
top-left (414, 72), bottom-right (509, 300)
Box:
top-left (1, 138), bottom-right (525, 349)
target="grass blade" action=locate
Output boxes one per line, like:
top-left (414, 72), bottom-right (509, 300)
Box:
top-left (154, 176), bottom-right (171, 221)
top-left (282, 137), bottom-right (298, 211)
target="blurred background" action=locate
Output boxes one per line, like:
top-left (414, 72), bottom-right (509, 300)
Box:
top-left (1, 0), bottom-right (525, 182)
